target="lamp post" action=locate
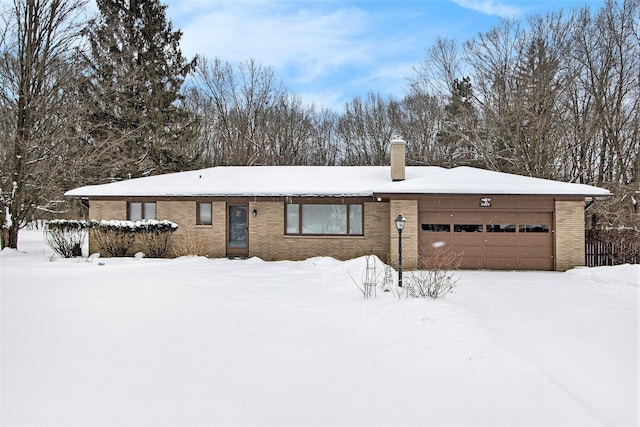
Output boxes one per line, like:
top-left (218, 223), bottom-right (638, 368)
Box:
top-left (394, 214), bottom-right (406, 288)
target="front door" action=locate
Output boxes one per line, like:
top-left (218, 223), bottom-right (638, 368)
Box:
top-left (227, 205), bottom-right (248, 257)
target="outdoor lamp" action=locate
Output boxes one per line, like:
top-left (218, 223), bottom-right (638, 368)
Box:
top-left (395, 214), bottom-right (406, 288)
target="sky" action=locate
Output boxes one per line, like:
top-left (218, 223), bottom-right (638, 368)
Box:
top-left (166, 0), bottom-right (604, 110)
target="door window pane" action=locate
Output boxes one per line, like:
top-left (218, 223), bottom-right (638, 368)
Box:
top-left (229, 205), bottom-right (247, 247)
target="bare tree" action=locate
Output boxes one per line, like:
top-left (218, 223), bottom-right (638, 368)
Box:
top-left (0, 0), bottom-right (87, 249)
top-left (189, 57), bottom-right (319, 166)
top-left (338, 92), bottom-right (401, 165)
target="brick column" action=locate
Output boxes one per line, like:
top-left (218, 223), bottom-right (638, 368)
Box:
top-left (555, 199), bottom-right (585, 271)
top-left (389, 199), bottom-right (418, 269)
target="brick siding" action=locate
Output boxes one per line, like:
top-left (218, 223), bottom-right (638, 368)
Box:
top-left (389, 199), bottom-right (418, 269)
top-left (250, 201), bottom-right (390, 262)
top-left (555, 199), bottom-right (586, 271)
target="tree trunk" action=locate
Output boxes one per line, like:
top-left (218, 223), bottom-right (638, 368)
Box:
top-left (2, 223), bottom-right (19, 249)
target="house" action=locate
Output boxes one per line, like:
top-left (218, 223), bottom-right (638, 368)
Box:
top-left (65, 139), bottom-right (611, 271)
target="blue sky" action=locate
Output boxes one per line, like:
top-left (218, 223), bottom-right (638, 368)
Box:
top-left (164, 0), bottom-right (605, 110)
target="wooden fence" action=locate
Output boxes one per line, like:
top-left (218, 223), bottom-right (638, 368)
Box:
top-left (585, 229), bottom-right (640, 267)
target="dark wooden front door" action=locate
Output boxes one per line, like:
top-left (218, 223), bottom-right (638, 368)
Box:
top-left (227, 205), bottom-right (248, 257)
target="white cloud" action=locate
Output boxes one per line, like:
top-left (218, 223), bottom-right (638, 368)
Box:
top-left (450, 0), bottom-right (523, 18)
top-left (174, 2), bottom-right (373, 81)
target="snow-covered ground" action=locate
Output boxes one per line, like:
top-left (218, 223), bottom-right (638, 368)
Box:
top-left (1, 230), bottom-right (638, 426)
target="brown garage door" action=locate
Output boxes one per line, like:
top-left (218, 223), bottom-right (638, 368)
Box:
top-left (419, 210), bottom-right (553, 270)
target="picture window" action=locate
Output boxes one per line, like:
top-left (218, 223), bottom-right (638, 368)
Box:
top-left (286, 203), bottom-right (364, 236)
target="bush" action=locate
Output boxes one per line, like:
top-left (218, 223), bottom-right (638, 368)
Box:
top-left (87, 220), bottom-right (178, 258)
top-left (405, 246), bottom-right (461, 300)
top-left (173, 232), bottom-right (209, 257)
top-left (44, 220), bottom-right (87, 258)
top-left (136, 220), bottom-right (178, 258)
top-left (88, 220), bottom-right (137, 257)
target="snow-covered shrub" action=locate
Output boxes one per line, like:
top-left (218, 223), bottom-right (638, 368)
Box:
top-left (88, 220), bottom-right (137, 257)
top-left (44, 220), bottom-right (87, 258)
top-left (405, 246), bottom-right (461, 300)
top-left (87, 220), bottom-right (178, 258)
top-left (135, 220), bottom-right (178, 258)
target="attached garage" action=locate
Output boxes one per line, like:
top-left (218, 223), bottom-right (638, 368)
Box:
top-left (418, 196), bottom-right (554, 270)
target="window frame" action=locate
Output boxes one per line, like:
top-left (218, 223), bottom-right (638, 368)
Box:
top-left (127, 201), bottom-right (156, 221)
top-left (196, 201), bottom-right (213, 225)
top-left (285, 202), bottom-right (364, 236)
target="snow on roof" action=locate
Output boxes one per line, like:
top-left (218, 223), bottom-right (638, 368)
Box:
top-left (65, 165), bottom-right (611, 198)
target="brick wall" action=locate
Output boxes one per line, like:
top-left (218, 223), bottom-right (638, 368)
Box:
top-left (88, 200), bottom-right (125, 255)
top-left (158, 201), bottom-right (226, 258)
top-left (88, 199), bottom-right (226, 258)
top-left (389, 199), bottom-right (418, 269)
top-left (555, 199), bottom-right (586, 271)
top-left (249, 201), bottom-right (390, 262)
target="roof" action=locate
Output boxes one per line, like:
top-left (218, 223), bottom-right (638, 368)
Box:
top-left (64, 165), bottom-right (611, 198)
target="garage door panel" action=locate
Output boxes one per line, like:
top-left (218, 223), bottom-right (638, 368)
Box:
top-left (452, 234), bottom-right (484, 246)
top-left (485, 245), bottom-right (516, 258)
top-left (453, 212), bottom-right (483, 222)
top-left (518, 245), bottom-right (552, 257)
top-left (485, 257), bottom-right (517, 269)
top-left (459, 256), bottom-right (483, 269)
top-left (519, 212), bottom-right (551, 222)
top-left (485, 212), bottom-right (516, 222)
top-left (484, 235), bottom-right (517, 246)
top-left (419, 235), bottom-right (452, 255)
top-left (419, 211), bottom-right (452, 223)
top-left (455, 246), bottom-right (483, 257)
top-left (518, 257), bottom-right (554, 270)
top-left (518, 235), bottom-right (552, 247)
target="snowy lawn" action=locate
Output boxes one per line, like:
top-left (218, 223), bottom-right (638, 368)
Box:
top-left (1, 230), bottom-right (638, 426)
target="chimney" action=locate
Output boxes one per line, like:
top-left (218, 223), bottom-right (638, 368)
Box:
top-left (390, 136), bottom-right (406, 181)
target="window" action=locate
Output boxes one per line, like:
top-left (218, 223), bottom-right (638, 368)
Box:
top-left (421, 224), bottom-right (450, 232)
top-left (197, 202), bottom-right (212, 225)
top-left (486, 224), bottom-right (516, 233)
top-left (454, 224), bottom-right (483, 232)
top-left (128, 202), bottom-right (156, 220)
top-left (286, 203), bottom-right (363, 236)
top-left (519, 224), bottom-right (549, 233)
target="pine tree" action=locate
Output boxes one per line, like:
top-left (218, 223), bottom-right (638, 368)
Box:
top-left (83, 0), bottom-right (197, 180)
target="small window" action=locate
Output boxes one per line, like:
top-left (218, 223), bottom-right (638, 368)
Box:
top-left (422, 224), bottom-right (450, 232)
top-left (197, 202), bottom-right (212, 225)
top-left (486, 224), bottom-right (516, 233)
top-left (454, 224), bottom-right (483, 232)
top-left (128, 202), bottom-right (156, 220)
top-left (519, 224), bottom-right (549, 233)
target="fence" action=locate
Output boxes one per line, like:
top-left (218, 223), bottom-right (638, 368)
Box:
top-left (585, 229), bottom-right (640, 267)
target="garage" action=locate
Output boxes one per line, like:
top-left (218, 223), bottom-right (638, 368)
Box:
top-left (418, 196), bottom-right (554, 270)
